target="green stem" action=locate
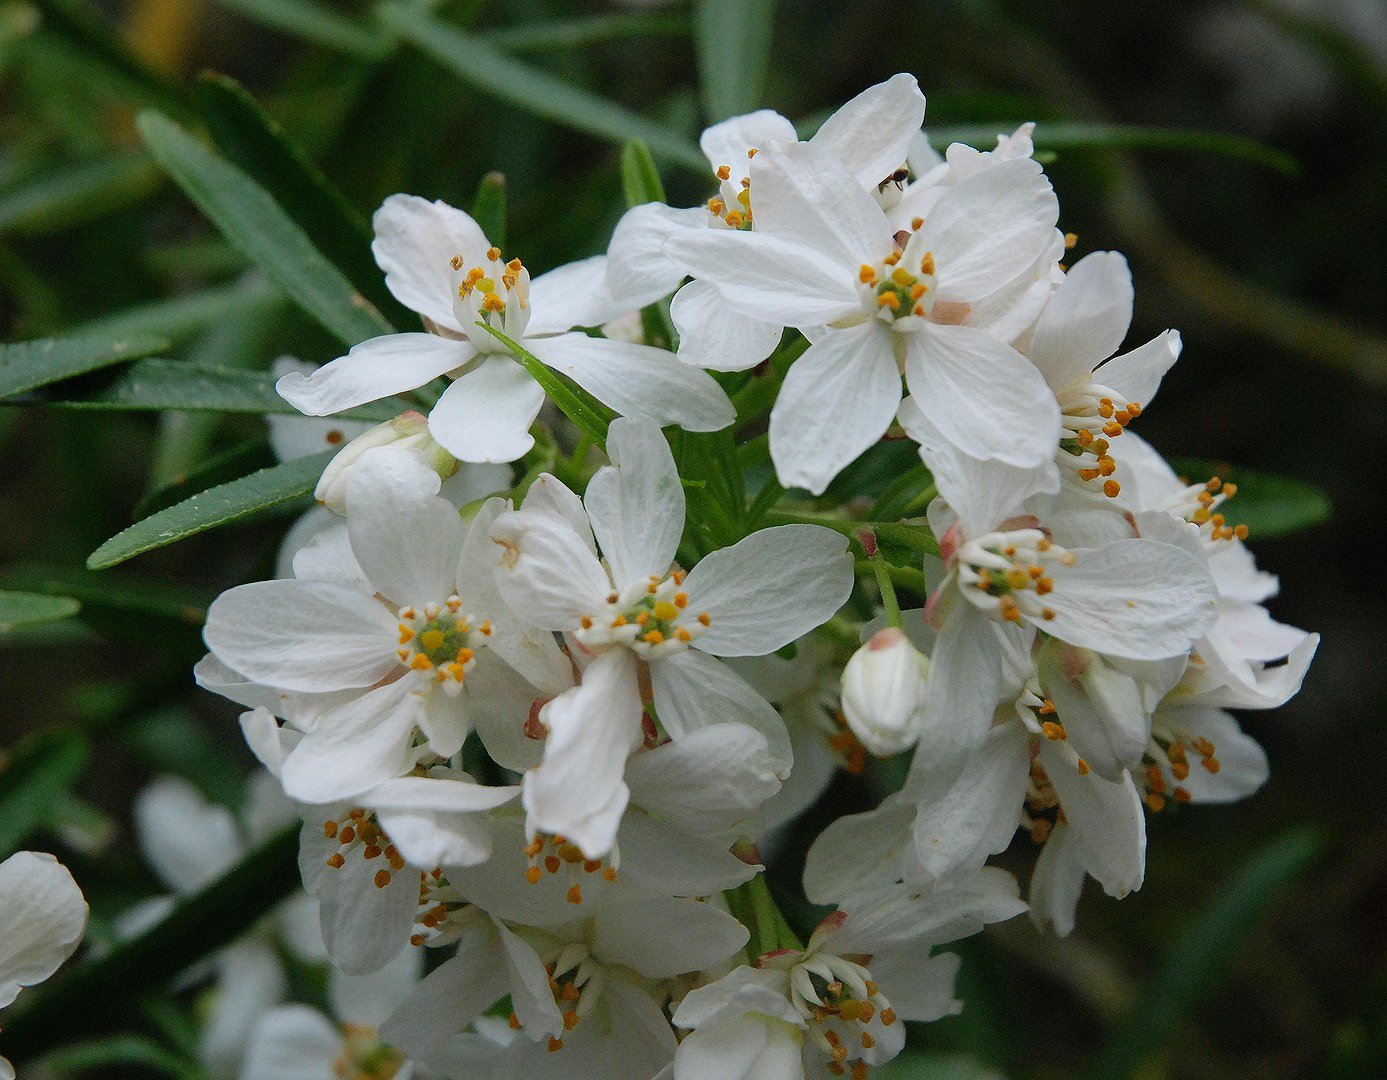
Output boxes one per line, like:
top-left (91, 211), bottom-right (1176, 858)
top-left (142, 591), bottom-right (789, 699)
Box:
top-left (762, 510), bottom-right (939, 556)
top-left (743, 873), bottom-right (803, 955)
top-left (854, 559), bottom-right (929, 595)
top-left (871, 556), bottom-right (903, 628)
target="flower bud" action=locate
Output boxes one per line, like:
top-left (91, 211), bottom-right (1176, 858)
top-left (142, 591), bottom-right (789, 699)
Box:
top-left (314, 411), bottom-right (457, 514)
top-left (840, 627), bottom-right (931, 755)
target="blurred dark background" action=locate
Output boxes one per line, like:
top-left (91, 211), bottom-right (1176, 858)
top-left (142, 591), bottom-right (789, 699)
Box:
top-left (1, 1), bottom-right (1383, 1077)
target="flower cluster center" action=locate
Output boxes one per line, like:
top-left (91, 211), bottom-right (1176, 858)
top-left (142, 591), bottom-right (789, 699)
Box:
top-left (957, 528), bottom-right (1075, 625)
top-left (1057, 384), bottom-right (1144, 499)
top-left (322, 809), bottom-right (406, 890)
top-left (707, 151), bottom-right (757, 230)
top-left (396, 596), bottom-right (491, 695)
top-left (521, 831), bottom-right (618, 905)
top-left (785, 952), bottom-right (897, 1078)
top-left (450, 246), bottom-right (530, 345)
top-left (333, 1024), bottom-right (403, 1080)
top-left (574, 571), bottom-right (710, 658)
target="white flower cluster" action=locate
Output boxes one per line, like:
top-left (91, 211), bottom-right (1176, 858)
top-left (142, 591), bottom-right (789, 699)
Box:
top-left (182, 74), bottom-right (1317, 1079)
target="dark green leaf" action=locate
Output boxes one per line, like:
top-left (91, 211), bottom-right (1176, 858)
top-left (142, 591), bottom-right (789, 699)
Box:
top-left (1169, 458), bottom-right (1333, 539)
top-left (73, 278), bottom-right (285, 345)
top-left (135, 440), bottom-right (275, 519)
top-left (0, 590), bottom-right (80, 632)
top-left (136, 110), bottom-right (393, 347)
top-left (924, 122), bottom-right (1298, 175)
top-left (0, 563), bottom-right (211, 626)
top-left (0, 729), bottom-right (88, 860)
top-left (0, 332), bottom-right (167, 399)
top-left (126, 708), bottom-right (247, 810)
top-left (471, 171), bottom-right (507, 252)
top-left (41, 1034), bottom-right (190, 1078)
top-left (482, 11), bottom-right (689, 53)
top-left (621, 138), bottom-right (666, 206)
top-left (379, 3), bottom-right (705, 170)
top-left (86, 449), bottom-right (335, 570)
top-left (27, 357), bottom-right (404, 420)
top-left (694, 0), bottom-right (776, 122)
top-left (0, 826), bottom-right (301, 1066)
top-left (194, 73), bottom-right (408, 325)
top-left (210, 0), bottom-right (391, 59)
top-left (0, 153), bottom-right (163, 236)
top-left (1085, 827), bottom-right (1323, 1078)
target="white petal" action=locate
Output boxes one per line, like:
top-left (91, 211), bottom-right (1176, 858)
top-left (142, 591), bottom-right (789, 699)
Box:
top-left (1028, 821), bottom-right (1087, 935)
top-left (134, 777), bottom-right (241, 893)
top-left (1038, 742), bottom-right (1145, 898)
top-left (345, 453), bottom-right (464, 605)
top-left (279, 680), bottom-right (425, 803)
top-left (828, 867), bottom-right (1025, 952)
top-left (204, 580), bottom-right (397, 692)
top-left (700, 110), bottom-right (797, 170)
top-left (518, 473), bottom-right (596, 555)
top-left (0, 852), bottom-right (87, 1009)
top-left (267, 361), bottom-right (374, 462)
top-left (525, 255), bottom-right (627, 336)
top-left (897, 394), bottom-right (1059, 538)
top-left (618, 813), bottom-right (758, 894)
top-left (1041, 539), bottom-right (1218, 659)
top-left (904, 322), bottom-right (1060, 469)
top-left (496, 921), bottom-right (565, 1038)
top-left (673, 966), bottom-right (798, 1030)
top-left (310, 848), bottom-right (420, 975)
top-left (650, 650), bottom-right (792, 771)
top-left (372, 194), bottom-right (489, 332)
top-left (1028, 250), bottom-right (1134, 390)
top-left (1095, 329), bottom-right (1182, 408)
top-left (683, 526), bottom-right (853, 655)
top-left (809, 73), bottom-right (925, 189)
top-left (768, 321), bottom-right (902, 495)
top-left (749, 141), bottom-right (890, 266)
top-left (277, 334), bottom-right (472, 416)
top-left (1157, 705), bottom-right (1267, 804)
top-left (907, 723), bottom-right (1029, 880)
top-left (606, 203), bottom-right (707, 309)
top-left (200, 940), bottom-right (286, 1079)
top-left (428, 354), bottom-right (545, 464)
top-left (592, 892), bottom-right (748, 978)
top-left (674, 1017), bottom-right (802, 1080)
top-left (671, 281), bottom-right (783, 372)
top-left (526, 333), bottom-right (734, 432)
top-left (328, 945), bottom-right (422, 1029)
top-left (626, 723), bottom-right (780, 837)
top-left (585, 416), bottom-right (685, 589)
top-left (378, 927), bottom-right (509, 1058)
top-left (914, 603), bottom-right (1015, 762)
top-left (1037, 644), bottom-right (1150, 780)
top-left (802, 801), bottom-right (915, 905)
top-left (239, 1006), bottom-right (341, 1080)
top-left (491, 506), bottom-right (610, 630)
top-left (917, 158), bottom-right (1059, 303)
top-left (370, 776), bottom-right (517, 868)
top-left (522, 649), bottom-right (643, 857)
top-left (661, 228), bottom-right (860, 327)
top-left (869, 947), bottom-right (962, 1024)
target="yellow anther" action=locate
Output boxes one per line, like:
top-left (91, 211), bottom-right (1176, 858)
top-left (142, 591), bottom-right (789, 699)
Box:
top-left (653, 600), bottom-right (679, 621)
top-left (373, 869), bottom-right (392, 889)
top-left (486, 246), bottom-right (501, 261)
top-left (643, 629), bottom-right (665, 644)
top-left (410, 653), bottom-right (433, 671)
top-left (859, 264), bottom-right (876, 283)
top-left (1042, 721), bottom-right (1066, 741)
top-left (1064, 232), bottom-right (1078, 249)
top-left (919, 252), bottom-right (935, 275)
top-left (890, 267), bottom-right (915, 286)
top-left (716, 164), bottom-right (731, 180)
top-left (420, 629), bottom-right (445, 651)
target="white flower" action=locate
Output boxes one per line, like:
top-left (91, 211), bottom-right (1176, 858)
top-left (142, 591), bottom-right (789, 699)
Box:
top-left (0, 851), bottom-right (88, 1080)
top-left (239, 946), bottom-right (425, 1080)
top-left (672, 870), bottom-right (1023, 1080)
top-left (276, 196), bottom-right (735, 464)
top-left (606, 74), bottom-right (926, 373)
top-left (313, 410), bottom-right (458, 515)
top-left (839, 626), bottom-right (931, 756)
top-left (267, 355), bottom-right (375, 464)
top-left (203, 447), bottom-right (569, 805)
top-left (661, 139), bottom-right (1062, 493)
top-left (491, 416), bottom-right (854, 855)
top-left (381, 893), bottom-right (747, 1078)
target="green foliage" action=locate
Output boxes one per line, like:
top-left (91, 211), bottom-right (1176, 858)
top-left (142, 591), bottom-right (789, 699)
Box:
top-left (0, 332), bottom-right (167, 399)
top-left (0, 728), bottom-right (88, 860)
top-left (694, 0), bottom-right (777, 122)
top-left (86, 449), bottom-right (335, 570)
top-left (0, 589), bottom-right (79, 632)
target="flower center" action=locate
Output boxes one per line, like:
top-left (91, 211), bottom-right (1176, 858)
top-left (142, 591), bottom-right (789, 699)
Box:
top-left (451, 246), bottom-right (530, 346)
top-left (1141, 730), bottom-right (1220, 813)
top-left (396, 597), bottom-right (492, 695)
top-left (521, 831), bottom-right (619, 905)
top-left (1057, 383), bottom-right (1144, 499)
top-left (411, 869), bottom-right (468, 947)
top-left (322, 809), bottom-right (406, 890)
top-left (707, 150), bottom-right (758, 230)
top-left (1161, 475), bottom-right (1247, 548)
top-left (573, 571), bottom-right (710, 658)
top-left (333, 1024), bottom-right (403, 1080)
top-left (956, 528), bottom-right (1075, 625)
top-left (784, 952), bottom-right (897, 1078)
top-left (507, 943), bottom-right (604, 1052)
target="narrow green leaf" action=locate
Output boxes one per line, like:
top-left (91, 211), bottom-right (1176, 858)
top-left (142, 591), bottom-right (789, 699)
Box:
top-left (136, 110), bottom-right (393, 347)
top-left (135, 440), bottom-right (275, 519)
top-left (621, 138), bottom-right (666, 206)
top-left (482, 11), bottom-right (689, 52)
top-left (210, 0), bottom-right (391, 59)
top-left (0, 153), bottom-right (162, 236)
top-left (0, 590), bottom-right (80, 633)
top-left (0, 825), bottom-right (300, 1066)
top-left (379, 3), bottom-right (705, 170)
top-left (0, 730), bottom-right (88, 860)
top-left (1169, 458), bottom-right (1333, 539)
top-left (0, 333), bottom-right (167, 399)
top-left (27, 356), bottom-right (403, 420)
top-left (0, 563), bottom-right (211, 626)
top-left (474, 323), bottom-right (610, 451)
top-left (40, 1034), bottom-right (189, 1078)
top-left (86, 449), bottom-right (334, 570)
top-left (1085, 827), bottom-right (1323, 1079)
top-left (194, 73), bottom-right (407, 326)
top-left (923, 122), bottom-right (1298, 175)
top-left (694, 0), bottom-right (776, 122)
top-left (471, 171), bottom-right (507, 252)
top-left (30, 0), bottom-right (191, 119)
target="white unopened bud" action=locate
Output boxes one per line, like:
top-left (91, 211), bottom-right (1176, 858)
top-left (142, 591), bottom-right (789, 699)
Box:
top-left (840, 627), bottom-right (931, 755)
top-left (314, 411), bottom-right (457, 514)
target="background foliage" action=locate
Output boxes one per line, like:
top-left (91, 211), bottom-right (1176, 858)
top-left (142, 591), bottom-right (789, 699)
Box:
top-left (0, 0), bottom-right (1382, 1077)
